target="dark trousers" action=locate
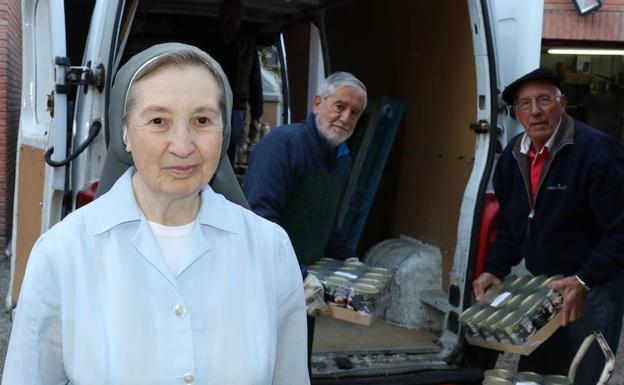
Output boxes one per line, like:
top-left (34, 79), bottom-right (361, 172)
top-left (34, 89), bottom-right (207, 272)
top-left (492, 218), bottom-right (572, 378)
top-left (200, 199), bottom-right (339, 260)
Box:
top-left (518, 272), bottom-right (624, 384)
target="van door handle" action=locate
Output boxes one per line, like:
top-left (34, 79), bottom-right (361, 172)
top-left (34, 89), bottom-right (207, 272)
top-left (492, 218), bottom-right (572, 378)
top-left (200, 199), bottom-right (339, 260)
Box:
top-left (45, 121), bottom-right (102, 167)
top-left (469, 120), bottom-right (490, 134)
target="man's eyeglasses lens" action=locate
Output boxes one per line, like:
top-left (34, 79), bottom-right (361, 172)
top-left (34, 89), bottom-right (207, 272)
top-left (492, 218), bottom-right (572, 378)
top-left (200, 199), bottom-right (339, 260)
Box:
top-left (515, 96), bottom-right (557, 112)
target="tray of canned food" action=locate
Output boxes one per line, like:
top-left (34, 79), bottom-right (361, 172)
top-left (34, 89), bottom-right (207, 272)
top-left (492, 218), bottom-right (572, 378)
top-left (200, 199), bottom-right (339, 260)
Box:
top-left (307, 258), bottom-right (393, 325)
top-left (483, 368), bottom-right (572, 385)
top-left (461, 274), bottom-right (564, 355)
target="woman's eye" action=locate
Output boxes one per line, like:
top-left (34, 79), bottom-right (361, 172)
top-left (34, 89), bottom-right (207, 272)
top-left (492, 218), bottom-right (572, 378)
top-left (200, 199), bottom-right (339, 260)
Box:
top-left (150, 117), bottom-right (163, 125)
top-left (197, 116), bottom-right (210, 125)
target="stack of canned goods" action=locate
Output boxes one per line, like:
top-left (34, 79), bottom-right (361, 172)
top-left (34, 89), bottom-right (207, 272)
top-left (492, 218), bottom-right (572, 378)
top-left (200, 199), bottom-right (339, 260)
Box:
top-left (459, 274), bottom-right (564, 345)
top-left (307, 258), bottom-right (393, 314)
top-left (483, 369), bottom-right (571, 385)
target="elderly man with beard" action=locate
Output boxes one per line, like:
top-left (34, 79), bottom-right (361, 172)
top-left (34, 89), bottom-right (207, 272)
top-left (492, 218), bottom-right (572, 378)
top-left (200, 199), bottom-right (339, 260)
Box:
top-left (243, 71), bottom-right (367, 365)
top-left (244, 71), bottom-right (366, 265)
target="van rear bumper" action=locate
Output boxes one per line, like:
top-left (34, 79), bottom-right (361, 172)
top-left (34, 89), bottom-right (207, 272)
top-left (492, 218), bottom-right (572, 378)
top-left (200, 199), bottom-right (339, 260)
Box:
top-left (312, 367), bottom-right (484, 385)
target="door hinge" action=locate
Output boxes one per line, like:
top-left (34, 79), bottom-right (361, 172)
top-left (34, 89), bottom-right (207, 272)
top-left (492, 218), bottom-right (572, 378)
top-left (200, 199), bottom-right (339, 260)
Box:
top-left (54, 56), bottom-right (105, 94)
top-left (469, 120), bottom-right (491, 134)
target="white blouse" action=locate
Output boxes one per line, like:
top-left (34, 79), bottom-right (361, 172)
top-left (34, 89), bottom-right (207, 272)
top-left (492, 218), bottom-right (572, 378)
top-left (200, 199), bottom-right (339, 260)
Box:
top-left (2, 168), bottom-right (310, 385)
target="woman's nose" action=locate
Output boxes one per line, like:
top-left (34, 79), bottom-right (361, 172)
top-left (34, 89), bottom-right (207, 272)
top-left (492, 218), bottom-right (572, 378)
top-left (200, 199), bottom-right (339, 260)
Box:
top-left (169, 124), bottom-right (195, 157)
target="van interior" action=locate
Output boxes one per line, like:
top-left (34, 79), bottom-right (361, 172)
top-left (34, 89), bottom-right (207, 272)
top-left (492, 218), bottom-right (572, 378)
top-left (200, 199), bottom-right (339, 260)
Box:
top-left (65, 0), bottom-right (481, 379)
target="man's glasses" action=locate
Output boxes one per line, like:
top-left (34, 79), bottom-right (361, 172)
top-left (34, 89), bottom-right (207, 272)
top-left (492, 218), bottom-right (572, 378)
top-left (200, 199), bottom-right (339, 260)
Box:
top-left (514, 95), bottom-right (559, 112)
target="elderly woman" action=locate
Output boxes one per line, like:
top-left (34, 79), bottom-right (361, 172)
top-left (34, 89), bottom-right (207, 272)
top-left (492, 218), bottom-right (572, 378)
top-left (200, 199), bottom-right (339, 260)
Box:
top-left (2, 43), bottom-right (309, 385)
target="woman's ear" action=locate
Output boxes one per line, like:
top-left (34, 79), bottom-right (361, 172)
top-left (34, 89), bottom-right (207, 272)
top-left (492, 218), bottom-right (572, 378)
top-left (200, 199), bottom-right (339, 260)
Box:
top-left (123, 125), bottom-right (131, 152)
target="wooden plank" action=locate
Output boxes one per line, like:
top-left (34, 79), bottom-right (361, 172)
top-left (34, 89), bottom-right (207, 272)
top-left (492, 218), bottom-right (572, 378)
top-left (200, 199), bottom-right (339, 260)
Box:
top-left (12, 145), bottom-right (45, 304)
top-left (314, 314), bottom-right (440, 353)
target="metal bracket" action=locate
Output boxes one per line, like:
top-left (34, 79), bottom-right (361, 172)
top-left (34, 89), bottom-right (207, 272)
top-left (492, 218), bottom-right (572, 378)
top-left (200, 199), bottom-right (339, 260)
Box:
top-left (54, 56), bottom-right (105, 94)
top-left (469, 120), bottom-right (491, 134)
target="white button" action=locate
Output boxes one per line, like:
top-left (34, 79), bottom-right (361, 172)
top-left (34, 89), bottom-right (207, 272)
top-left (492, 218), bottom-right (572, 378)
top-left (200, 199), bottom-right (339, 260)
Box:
top-left (182, 373), bottom-right (194, 384)
top-left (174, 304), bottom-right (187, 317)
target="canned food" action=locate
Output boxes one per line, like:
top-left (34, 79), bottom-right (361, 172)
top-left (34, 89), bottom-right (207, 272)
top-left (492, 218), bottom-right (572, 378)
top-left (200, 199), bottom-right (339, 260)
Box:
top-left (459, 304), bottom-right (486, 337)
top-left (520, 292), bottom-right (552, 329)
top-left (368, 266), bottom-right (393, 277)
top-left (520, 293), bottom-right (547, 329)
top-left (480, 308), bottom-right (507, 341)
top-left (472, 306), bottom-right (496, 338)
top-left (310, 261), bottom-right (339, 271)
top-left (325, 275), bottom-right (352, 305)
top-left (356, 278), bottom-right (386, 293)
top-left (512, 275), bottom-right (534, 293)
top-left (351, 282), bottom-right (380, 313)
top-left (484, 368), bottom-right (513, 379)
top-left (514, 371), bottom-right (543, 384)
top-left (489, 291), bottom-right (513, 308)
top-left (307, 268), bottom-right (330, 281)
top-left (544, 287), bottom-right (564, 310)
top-left (524, 274), bottom-right (548, 292)
top-left (498, 274), bottom-right (519, 292)
top-left (334, 266), bottom-right (363, 279)
top-left (362, 271), bottom-right (386, 280)
top-left (505, 293), bottom-right (525, 309)
top-left (541, 274), bottom-right (564, 289)
top-left (499, 309), bottom-right (535, 344)
top-left (482, 377), bottom-right (512, 385)
top-left (543, 374), bottom-right (572, 385)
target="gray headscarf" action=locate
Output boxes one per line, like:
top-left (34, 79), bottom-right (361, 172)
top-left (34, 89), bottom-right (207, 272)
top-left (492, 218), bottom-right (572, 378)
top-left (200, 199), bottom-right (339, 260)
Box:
top-left (96, 42), bottom-right (248, 208)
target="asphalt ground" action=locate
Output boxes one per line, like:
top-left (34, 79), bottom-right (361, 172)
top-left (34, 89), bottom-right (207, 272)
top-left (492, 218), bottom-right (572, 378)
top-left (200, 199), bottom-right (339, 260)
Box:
top-left (0, 254), bottom-right (622, 383)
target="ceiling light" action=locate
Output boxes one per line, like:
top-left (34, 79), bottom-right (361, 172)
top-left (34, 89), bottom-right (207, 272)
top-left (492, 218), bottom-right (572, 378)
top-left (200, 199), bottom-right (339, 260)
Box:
top-left (547, 48), bottom-right (624, 56)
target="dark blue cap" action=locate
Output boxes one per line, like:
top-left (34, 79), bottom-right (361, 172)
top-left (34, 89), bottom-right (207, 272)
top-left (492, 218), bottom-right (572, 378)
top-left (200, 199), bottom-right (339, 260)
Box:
top-left (502, 67), bottom-right (561, 105)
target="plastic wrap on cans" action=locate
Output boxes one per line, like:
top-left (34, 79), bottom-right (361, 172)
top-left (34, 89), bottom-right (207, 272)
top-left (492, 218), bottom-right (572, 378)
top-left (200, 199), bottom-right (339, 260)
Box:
top-left (460, 273), bottom-right (564, 353)
top-left (498, 309), bottom-right (535, 344)
top-left (325, 275), bottom-right (352, 305)
top-left (459, 304), bottom-right (486, 337)
top-left (520, 292), bottom-right (552, 329)
top-left (308, 258), bottom-right (393, 317)
top-left (481, 308), bottom-right (508, 342)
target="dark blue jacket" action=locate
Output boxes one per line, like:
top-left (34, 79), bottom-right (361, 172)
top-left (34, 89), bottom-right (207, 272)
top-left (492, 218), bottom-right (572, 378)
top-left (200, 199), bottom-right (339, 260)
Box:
top-left (243, 113), bottom-right (356, 260)
top-left (485, 115), bottom-right (624, 288)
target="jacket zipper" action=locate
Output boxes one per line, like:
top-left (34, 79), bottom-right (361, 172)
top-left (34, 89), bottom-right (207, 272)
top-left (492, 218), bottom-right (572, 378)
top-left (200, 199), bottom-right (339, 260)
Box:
top-left (512, 151), bottom-right (535, 236)
top-left (512, 142), bottom-right (572, 237)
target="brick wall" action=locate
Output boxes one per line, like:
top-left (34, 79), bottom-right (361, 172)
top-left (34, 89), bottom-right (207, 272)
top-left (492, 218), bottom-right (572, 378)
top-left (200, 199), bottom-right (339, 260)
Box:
top-left (544, 0), bottom-right (624, 41)
top-left (0, 0), bottom-right (21, 252)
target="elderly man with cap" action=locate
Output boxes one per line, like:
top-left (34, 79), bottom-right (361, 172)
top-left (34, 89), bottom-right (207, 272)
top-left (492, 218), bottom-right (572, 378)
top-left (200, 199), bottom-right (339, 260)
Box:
top-left (472, 68), bottom-right (624, 383)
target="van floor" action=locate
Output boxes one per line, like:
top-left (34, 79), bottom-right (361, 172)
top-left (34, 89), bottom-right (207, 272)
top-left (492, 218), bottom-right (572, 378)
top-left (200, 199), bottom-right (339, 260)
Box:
top-left (313, 316), bottom-right (440, 353)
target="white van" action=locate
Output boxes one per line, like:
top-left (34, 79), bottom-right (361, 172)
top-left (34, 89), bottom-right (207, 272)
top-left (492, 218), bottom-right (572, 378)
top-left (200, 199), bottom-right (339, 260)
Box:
top-left (8, 0), bottom-right (543, 383)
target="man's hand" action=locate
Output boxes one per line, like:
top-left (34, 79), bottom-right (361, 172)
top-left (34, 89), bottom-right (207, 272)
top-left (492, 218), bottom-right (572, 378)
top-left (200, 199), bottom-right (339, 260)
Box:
top-left (472, 272), bottom-right (502, 301)
top-left (248, 118), bottom-right (261, 143)
top-left (548, 276), bottom-right (587, 326)
top-left (304, 273), bottom-right (329, 316)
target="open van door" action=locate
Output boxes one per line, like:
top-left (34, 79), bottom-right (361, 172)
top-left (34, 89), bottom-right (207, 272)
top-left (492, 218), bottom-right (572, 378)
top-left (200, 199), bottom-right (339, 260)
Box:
top-left (7, 0), bottom-right (127, 307)
top-left (7, 0), bottom-right (69, 307)
top-left (446, 0), bottom-right (544, 366)
top-left (487, 0), bottom-right (544, 144)
top-left (447, 0), bottom-right (544, 328)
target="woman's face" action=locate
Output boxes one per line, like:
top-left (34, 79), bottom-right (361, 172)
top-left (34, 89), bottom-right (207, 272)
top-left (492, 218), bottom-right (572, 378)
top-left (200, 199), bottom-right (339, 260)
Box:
top-left (124, 64), bottom-right (224, 201)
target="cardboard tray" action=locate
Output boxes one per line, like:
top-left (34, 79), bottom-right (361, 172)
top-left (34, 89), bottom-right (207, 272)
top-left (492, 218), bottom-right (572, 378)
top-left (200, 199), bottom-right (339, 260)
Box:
top-left (327, 303), bottom-right (374, 326)
top-left (465, 312), bottom-right (563, 355)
